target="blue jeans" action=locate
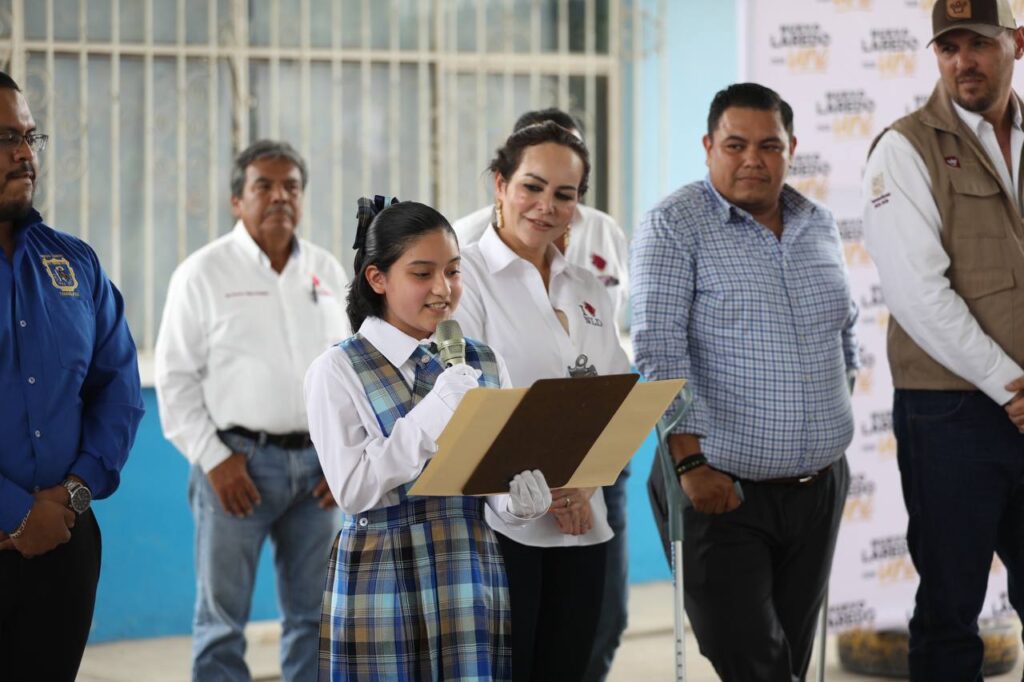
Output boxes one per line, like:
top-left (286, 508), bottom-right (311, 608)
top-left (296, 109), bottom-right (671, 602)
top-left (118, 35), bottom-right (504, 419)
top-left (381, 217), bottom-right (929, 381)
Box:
top-left (893, 390), bottom-right (1024, 682)
top-left (189, 433), bottom-right (341, 682)
top-left (583, 463), bottom-right (630, 682)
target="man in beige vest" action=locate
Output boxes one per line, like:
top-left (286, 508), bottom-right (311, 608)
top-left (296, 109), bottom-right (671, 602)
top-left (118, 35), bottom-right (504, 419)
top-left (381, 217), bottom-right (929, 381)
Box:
top-left (864, 1), bottom-right (1024, 679)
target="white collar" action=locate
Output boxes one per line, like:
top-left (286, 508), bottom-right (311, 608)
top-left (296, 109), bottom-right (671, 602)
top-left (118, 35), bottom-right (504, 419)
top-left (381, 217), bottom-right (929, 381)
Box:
top-left (230, 220), bottom-right (300, 268)
top-left (477, 223), bottom-right (572, 280)
top-left (358, 316), bottom-right (436, 369)
top-left (951, 97), bottom-right (1023, 136)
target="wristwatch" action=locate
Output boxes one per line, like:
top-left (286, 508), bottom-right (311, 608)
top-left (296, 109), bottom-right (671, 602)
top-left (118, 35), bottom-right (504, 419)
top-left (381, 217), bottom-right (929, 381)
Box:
top-left (62, 479), bottom-right (92, 514)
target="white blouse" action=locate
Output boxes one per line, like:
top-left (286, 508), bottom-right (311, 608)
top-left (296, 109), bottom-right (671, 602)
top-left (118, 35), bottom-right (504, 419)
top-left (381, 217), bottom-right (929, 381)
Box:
top-left (453, 203), bottom-right (631, 331)
top-left (454, 225), bottom-right (633, 548)
top-left (304, 316), bottom-right (523, 521)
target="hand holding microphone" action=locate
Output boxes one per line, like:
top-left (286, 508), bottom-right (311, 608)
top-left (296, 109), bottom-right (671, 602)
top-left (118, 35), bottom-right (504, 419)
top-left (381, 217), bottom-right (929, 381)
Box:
top-left (431, 364), bottom-right (481, 410)
top-left (429, 319), bottom-right (479, 410)
top-left (408, 319), bottom-right (479, 441)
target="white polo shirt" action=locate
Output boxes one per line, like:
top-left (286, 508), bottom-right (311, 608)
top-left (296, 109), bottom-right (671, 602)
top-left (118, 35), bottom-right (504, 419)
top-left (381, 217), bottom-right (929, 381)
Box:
top-left (454, 224), bottom-right (632, 547)
top-left (155, 221), bottom-right (351, 472)
top-left (453, 203), bottom-right (630, 330)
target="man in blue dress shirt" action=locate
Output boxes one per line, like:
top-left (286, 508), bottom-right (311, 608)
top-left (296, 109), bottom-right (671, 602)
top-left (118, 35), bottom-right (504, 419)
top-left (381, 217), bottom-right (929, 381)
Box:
top-left (632, 83), bottom-right (858, 681)
top-left (0, 71), bottom-right (144, 681)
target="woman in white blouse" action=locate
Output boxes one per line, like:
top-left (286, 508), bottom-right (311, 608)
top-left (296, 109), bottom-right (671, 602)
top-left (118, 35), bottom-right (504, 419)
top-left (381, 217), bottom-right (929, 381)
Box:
top-left (454, 122), bottom-right (632, 681)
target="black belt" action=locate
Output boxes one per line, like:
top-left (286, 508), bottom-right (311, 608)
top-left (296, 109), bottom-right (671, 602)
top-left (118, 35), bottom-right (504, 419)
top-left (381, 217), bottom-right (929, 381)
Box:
top-left (221, 426), bottom-right (313, 451)
top-left (738, 461), bottom-right (834, 487)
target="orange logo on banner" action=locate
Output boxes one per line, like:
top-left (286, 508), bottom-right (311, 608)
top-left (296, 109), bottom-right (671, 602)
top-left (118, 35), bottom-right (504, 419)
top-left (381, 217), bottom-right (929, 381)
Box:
top-left (790, 177), bottom-right (830, 201)
top-left (878, 433), bottom-right (897, 459)
top-left (833, 0), bottom-right (872, 9)
top-left (787, 48), bottom-right (829, 73)
top-left (879, 556), bottom-right (917, 584)
top-left (947, 0), bottom-right (972, 18)
top-left (833, 113), bottom-right (874, 139)
top-left (878, 310), bottom-right (890, 330)
top-left (855, 368), bottom-right (874, 395)
top-left (844, 241), bottom-right (873, 268)
top-left (879, 53), bottom-right (918, 78)
top-left (843, 496), bottom-right (874, 522)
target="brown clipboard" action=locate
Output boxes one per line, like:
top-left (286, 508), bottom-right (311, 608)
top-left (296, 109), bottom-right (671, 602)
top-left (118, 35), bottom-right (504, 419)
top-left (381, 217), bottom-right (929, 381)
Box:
top-left (407, 374), bottom-right (686, 496)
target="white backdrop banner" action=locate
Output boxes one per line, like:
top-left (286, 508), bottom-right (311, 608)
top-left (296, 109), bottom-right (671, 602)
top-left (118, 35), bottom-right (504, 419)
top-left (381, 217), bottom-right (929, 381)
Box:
top-left (741, 0), bottom-right (1024, 633)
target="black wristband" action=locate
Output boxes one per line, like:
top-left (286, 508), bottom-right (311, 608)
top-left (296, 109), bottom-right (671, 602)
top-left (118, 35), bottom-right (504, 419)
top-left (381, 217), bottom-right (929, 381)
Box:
top-left (674, 453), bottom-right (707, 477)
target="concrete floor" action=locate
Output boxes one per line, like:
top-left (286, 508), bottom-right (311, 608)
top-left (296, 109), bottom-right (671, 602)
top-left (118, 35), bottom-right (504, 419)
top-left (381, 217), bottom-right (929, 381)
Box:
top-left (80, 582), bottom-right (1024, 681)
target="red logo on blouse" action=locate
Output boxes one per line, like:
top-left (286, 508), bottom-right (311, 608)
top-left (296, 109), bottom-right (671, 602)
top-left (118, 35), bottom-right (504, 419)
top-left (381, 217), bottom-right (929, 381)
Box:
top-left (579, 301), bottom-right (604, 327)
top-left (591, 254), bottom-right (607, 271)
top-left (944, 156), bottom-right (961, 168)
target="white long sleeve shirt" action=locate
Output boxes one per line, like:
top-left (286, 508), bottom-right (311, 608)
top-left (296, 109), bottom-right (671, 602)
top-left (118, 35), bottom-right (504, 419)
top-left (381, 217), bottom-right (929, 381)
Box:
top-left (304, 316), bottom-right (527, 522)
top-left (154, 221), bottom-right (351, 472)
top-left (863, 99), bottom-right (1024, 405)
top-left (453, 203), bottom-right (631, 330)
top-left (454, 225), bottom-right (633, 547)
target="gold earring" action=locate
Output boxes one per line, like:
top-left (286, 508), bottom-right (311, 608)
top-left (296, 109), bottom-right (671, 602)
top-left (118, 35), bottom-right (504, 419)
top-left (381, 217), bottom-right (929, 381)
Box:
top-left (494, 199), bottom-right (504, 231)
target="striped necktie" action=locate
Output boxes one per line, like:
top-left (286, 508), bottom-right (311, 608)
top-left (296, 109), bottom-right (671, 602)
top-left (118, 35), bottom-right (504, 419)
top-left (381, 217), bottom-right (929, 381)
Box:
top-left (411, 344), bottom-right (444, 403)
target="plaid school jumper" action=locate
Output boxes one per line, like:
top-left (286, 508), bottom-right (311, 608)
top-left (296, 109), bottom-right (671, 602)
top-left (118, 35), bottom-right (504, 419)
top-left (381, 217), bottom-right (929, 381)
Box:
top-left (319, 334), bottom-right (512, 682)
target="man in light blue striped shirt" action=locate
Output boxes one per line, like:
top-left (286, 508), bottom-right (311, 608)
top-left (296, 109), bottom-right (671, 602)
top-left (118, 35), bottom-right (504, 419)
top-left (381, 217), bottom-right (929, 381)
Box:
top-left (632, 83), bottom-right (858, 682)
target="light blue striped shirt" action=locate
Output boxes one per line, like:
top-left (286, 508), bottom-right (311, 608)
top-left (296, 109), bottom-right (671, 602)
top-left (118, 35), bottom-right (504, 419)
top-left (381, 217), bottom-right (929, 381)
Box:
top-left (631, 178), bottom-right (858, 480)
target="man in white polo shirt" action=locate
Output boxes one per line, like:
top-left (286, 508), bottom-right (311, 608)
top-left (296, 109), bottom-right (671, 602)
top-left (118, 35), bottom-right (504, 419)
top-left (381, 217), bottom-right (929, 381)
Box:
top-left (155, 140), bottom-right (350, 681)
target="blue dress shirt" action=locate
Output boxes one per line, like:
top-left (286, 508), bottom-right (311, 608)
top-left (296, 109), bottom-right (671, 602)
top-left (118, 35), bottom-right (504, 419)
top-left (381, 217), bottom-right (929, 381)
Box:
top-left (631, 178), bottom-right (859, 480)
top-left (0, 209), bottom-right (144, 533)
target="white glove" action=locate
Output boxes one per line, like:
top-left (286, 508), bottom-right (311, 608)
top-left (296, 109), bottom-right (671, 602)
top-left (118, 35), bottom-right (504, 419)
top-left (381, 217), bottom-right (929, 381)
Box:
top-left (506, 470), bottom-right (552, 520)
top-left (430, 364), bottom-right (481, 410)
top-left (407, 364), bottom-right (481, 442)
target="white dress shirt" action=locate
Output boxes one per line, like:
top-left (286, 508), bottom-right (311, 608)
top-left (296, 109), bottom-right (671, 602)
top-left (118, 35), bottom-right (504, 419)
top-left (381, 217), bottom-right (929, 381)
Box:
top-left (454, 225), bottom-right (633, 547)
top-left (155, 221), bottom-right (351, 472)
top-left (863, 99), bottom-right (1024, 405)
top-left (453, 203), bottom-right (631, 330)
top-left (304, 316), bottom-right (525, 520)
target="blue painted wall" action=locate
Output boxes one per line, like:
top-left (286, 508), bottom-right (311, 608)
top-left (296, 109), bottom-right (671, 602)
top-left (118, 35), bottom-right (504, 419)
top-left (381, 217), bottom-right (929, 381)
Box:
top-left (91, 389), bottom-right (280, 642)
top-left (623, 0), bottom-right (739, 584)
top-left (629, 0), bottom-right (740, 229)
top-left (88, 3), bottom-right (739, 644)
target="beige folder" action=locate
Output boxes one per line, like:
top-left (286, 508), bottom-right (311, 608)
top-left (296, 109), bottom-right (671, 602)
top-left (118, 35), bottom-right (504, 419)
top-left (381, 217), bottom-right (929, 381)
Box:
top-left (408, 374), bottom-right (686, 496)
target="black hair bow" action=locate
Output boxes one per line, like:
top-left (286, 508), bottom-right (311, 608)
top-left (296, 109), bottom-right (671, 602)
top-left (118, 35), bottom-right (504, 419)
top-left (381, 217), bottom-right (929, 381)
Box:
top-left (352, 195), bottom-right (400, 250)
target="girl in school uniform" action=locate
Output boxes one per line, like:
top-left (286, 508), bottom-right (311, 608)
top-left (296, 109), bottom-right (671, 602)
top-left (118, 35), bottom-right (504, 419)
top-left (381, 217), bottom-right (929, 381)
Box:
top-left (453, 122), bottom-right (633, 681)
top-left (304, 198), bottom-right (552, 681)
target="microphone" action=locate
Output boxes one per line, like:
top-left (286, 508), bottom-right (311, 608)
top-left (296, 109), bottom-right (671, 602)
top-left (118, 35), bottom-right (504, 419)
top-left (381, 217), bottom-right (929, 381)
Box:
top-left (436, 319), bottom-right (466, 367)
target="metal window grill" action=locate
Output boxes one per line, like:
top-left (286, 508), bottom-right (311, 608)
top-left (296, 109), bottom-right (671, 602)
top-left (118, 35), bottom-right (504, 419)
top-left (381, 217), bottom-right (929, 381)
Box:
top-left (0, 0), bottom-right (624, 373)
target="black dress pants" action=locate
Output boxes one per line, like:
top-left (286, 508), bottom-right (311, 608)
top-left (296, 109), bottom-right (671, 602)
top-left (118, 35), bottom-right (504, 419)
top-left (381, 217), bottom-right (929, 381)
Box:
top-left (683, 458), bottom-right (849, 682)
top-left (496, 533), bottom-right (607, 682)
top-left (0, 509), bottom-right (101, 682)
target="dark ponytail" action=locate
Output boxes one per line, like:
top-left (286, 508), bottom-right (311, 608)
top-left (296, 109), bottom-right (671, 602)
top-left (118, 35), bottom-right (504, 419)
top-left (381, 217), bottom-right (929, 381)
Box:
top-left (346, 199), bottom-right (456, 331)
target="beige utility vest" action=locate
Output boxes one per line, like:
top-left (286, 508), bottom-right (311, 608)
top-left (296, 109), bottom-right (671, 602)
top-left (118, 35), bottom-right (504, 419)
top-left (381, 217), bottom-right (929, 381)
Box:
top-left (872, 82), bottom-right (1024, 390)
